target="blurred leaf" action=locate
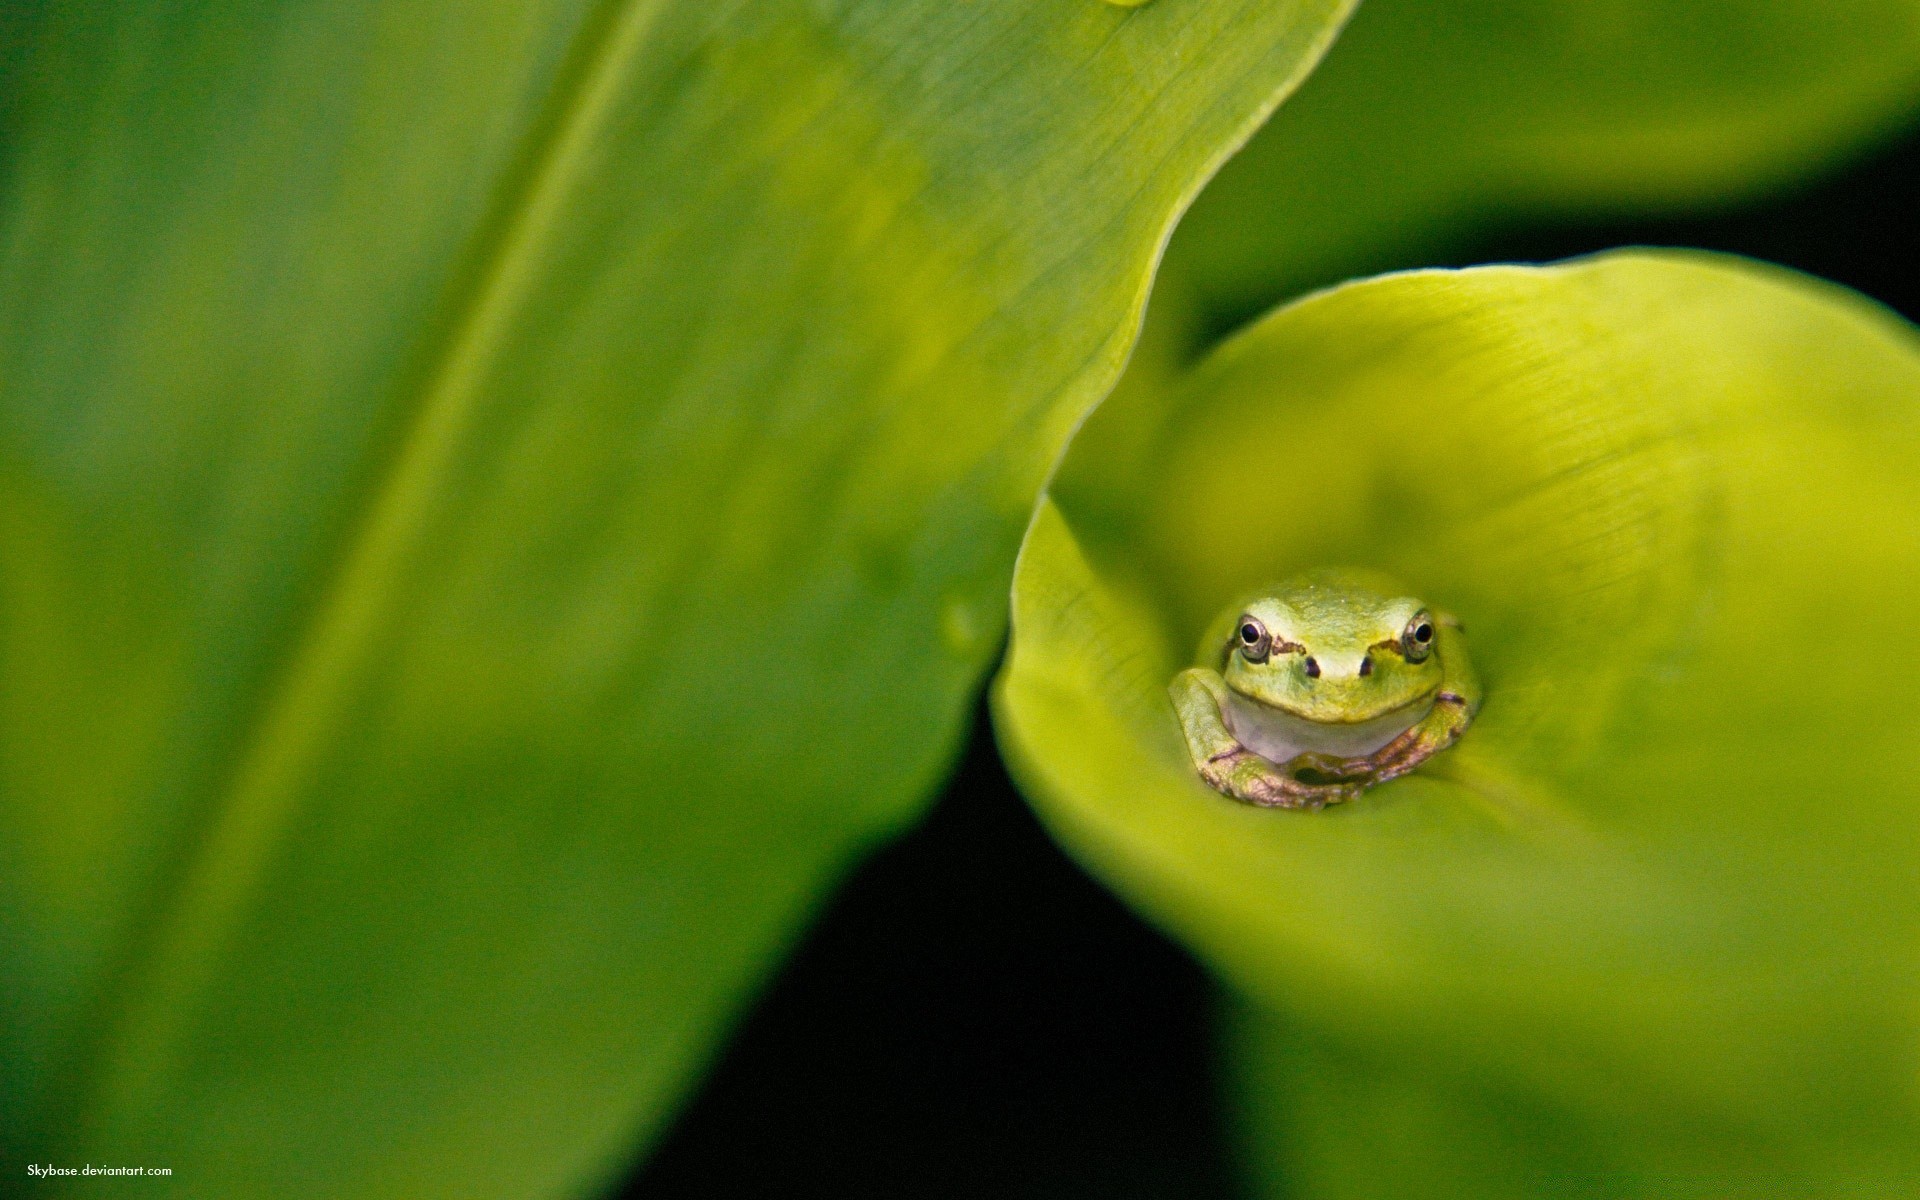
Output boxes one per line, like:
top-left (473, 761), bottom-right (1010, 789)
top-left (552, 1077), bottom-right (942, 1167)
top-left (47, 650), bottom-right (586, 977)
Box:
top-left (994, 252), bottom-right (1920, 1193)
top-left (1220, 1002), bottom-right (1849, 1200)
top-left (1167, 0), bottom-right (1920, 323)
top-left (0, 2), bottom-right (1355, 1194)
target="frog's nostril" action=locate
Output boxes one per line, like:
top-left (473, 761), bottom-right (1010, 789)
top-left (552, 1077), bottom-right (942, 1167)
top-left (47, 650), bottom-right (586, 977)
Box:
top-left (1303, 657), bottom-right (1320, 679)
top-left (1358, 655), bottom-right (1372, 677)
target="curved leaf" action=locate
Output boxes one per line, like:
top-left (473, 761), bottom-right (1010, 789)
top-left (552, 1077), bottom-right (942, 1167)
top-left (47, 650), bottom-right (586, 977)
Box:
top-left (1168, 0), bottom-right (1920, 320)
top-left (994, 252), bottom-right (1920, 1190)
top-left (0, 1), bottom-right (1354, 1194)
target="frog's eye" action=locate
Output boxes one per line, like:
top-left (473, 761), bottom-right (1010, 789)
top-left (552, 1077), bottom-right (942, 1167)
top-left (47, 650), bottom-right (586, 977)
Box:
top-left (1401, 610), bottom-right (1436, 663)
top-left (1235, 616), bottom-right (1271, 663)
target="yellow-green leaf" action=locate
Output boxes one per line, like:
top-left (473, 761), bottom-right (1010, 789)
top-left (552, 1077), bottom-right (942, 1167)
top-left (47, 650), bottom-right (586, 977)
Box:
top-left (995, 252), bottom-right (1920, 1192)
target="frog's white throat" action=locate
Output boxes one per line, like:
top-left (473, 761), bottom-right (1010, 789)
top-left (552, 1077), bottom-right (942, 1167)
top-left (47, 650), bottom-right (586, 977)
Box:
top-left (1222, 689), bottom-right (1432, 766)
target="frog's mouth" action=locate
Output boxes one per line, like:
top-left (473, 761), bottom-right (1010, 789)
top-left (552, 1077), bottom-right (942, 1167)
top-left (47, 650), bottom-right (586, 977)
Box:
top-left (1222, 689), bottom-right (1433, 765)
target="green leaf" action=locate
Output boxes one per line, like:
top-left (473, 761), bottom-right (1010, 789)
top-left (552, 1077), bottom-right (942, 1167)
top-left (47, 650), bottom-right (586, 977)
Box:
top-left (1167, 0), bottom-right (1920, 321)
top-left (1220, 1003), bottom-right (1906, 1200)
top-left (0, 2), bottom-right (1354, 1194)
top-left (994, 252), bottom-right (1920, 1192)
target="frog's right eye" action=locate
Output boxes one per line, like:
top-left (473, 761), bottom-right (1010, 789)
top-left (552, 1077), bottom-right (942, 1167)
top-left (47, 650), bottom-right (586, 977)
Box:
top-left (1236, 616), bottom-right (1271, 663)
top-left (1400, 609), bottom-right (1436, 663)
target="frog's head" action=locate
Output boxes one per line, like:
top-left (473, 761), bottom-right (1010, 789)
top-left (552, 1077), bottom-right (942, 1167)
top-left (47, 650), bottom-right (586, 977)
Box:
top-left (1219, 569), bottom-right (1443, 724)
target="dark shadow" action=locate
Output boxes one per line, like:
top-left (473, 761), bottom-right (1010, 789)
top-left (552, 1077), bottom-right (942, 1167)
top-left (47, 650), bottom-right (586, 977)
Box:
top-left (623, 698), bottom-right (1238, 1200)
top-left (1460, 125), bottom-right (1920, 326)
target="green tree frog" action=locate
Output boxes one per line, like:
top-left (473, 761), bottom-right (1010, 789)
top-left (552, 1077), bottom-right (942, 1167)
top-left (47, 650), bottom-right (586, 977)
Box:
top-left (1170, 569), bottom-right (1480, 809)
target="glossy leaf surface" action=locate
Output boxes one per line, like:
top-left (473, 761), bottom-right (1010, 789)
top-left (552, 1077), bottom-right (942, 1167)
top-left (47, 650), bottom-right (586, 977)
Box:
top-left (0, 2), bottom-right (1353, 1194)
top-left (995, 253), bottom-right (1920, 1191)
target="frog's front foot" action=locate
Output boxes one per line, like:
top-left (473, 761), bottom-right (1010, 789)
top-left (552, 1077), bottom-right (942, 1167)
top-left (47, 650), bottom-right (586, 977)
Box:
top-left (1200, 747), bottom-right (1362, 810)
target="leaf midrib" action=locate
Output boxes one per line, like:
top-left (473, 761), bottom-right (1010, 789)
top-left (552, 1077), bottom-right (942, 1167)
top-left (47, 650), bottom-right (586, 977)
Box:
top-left (68, 0), bottom-right (674, 1143)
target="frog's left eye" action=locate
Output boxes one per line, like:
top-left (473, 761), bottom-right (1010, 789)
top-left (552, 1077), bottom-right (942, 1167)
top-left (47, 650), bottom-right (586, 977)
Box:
top-left (1235, 616), bottom-right (1271, 663)
top-left (1401, 610), bottom-right (1436, 663)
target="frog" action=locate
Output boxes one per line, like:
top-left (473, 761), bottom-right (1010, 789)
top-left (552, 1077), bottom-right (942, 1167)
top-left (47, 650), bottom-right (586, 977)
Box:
top-left (1169, 569), bottom-right (1479, 809)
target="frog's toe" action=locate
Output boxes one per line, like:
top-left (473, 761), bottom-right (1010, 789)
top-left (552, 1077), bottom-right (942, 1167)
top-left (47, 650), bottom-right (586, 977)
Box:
top-left (1237, 771), bottom-right (1302, 808)
top-left (1197, 748), bottom-right (1252, 795)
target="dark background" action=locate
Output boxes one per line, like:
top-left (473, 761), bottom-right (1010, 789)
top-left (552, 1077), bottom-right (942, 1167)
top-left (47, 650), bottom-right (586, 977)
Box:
top-left (618, 122), bottom-right (1920, 1200)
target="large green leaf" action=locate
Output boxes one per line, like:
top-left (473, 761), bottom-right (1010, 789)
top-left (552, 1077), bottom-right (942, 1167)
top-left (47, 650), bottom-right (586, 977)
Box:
top-left (994, 252), bottom-right (1920, 1192)
top-left (0, 2), bottom-right (1355, 1194)
top-left (1168, 0), bottom-right (1920, 322)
